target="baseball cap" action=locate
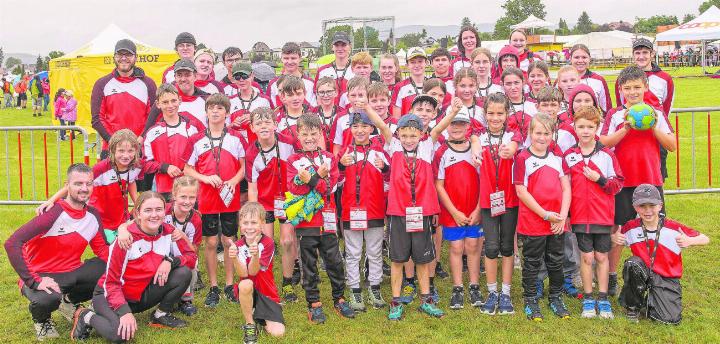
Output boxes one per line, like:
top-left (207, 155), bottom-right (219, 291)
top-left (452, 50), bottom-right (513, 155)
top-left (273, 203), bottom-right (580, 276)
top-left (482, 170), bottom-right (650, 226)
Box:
top-left (232, 62), bottom-right (253, 77)
top-left (632, 184), bottom-right (663, 206)
top-left (633, 38), bottom-right (654, 51)
top-left (174, 59), bottom-right (196, 72)
top-left (452, 106), bottom-right (471, 123)
top-left (411, 95), bottom-right (438, 110)
top-left (397, 114), bottom-right (424, 131)
top-left (349, 112), bottom-right (374, 126)
top-left (407, 47), bottom-right (427, 61)
top-left (332, 31), bottom-right (351, 45)
top-left (175, 32), bottom-right (196, 47)
top-left (114, 39), bottom-right (136, 55)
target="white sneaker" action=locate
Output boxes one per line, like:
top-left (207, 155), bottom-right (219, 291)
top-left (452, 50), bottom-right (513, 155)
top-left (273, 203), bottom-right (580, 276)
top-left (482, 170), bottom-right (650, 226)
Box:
top-left (34, 320), bottom-right (60, 341)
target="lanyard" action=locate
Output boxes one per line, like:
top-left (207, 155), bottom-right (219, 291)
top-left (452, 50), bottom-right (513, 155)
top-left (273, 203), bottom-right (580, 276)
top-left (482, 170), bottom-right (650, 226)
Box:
top-left (641, 217), bottom-right (665, 270)
top-left (318, 106), bottom-right (336, 140)
top-left (468, 104), bottom-right (477, 121)
top-left (410, 78), bottom-right (423, 96)
top-left (206, 128), bottom-right (226, 175)
top-left (113, 166), bottom-right (130, 219)
top-left (239, 90), bottom-right (257, 112)
top-left (510, 99), bottom-right (527, 140)
top-left (282, 104), bottom-right (308, 144)
top-left (333, 62), bottom-right (348, 89)
top-left (257, 136), bottom-right (283, 195)
top-left (304, 149), bottom-right (331, 201)
top-left (172, 208), bottom-right (194, 234)
top-left (487, 130), bottom-right (505, 191)
top-left (352, 143), bottom-right (370, 206)
top-left (403, 148), bottom-right (418, 206)
top-left (477, 76), bottom-right (493, 99)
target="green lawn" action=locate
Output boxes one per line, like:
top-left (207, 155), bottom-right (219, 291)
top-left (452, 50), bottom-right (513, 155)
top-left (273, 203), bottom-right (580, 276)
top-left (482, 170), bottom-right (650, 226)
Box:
top-left (0, 68), bottom-right (719, 343)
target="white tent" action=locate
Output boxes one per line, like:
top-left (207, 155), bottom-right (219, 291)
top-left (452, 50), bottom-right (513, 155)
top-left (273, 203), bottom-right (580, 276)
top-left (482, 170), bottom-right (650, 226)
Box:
top-left (656, 5), bottom-right (720, 71)
top-left (396, 49), bottom-right (407, 66)
top-left (480, 40), bottom-right (508, 55)
top-left (510, 15), bottom-right (557, 31)
top-left (563, 31), bottom-right (652, 59)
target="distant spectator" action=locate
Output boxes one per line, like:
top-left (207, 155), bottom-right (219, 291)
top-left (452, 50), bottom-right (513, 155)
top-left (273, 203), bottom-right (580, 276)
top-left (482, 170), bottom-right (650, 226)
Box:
top-left (16, 77), bottom-right (28, 109)
top-left (2, 78), bottom-right (13, 109)
top-left (41, 78), bottom-right (50, 111)
top-left (31, 75), bottom-right (44, 117)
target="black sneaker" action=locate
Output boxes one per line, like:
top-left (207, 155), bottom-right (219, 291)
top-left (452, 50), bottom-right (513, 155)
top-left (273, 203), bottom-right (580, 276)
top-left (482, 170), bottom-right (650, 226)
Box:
top-left (149, 312), bottom-right (187, 328)
top-left (308, 303), bottom-right (327, 324)
top-left (291, 260), bottom-right (302, 285)
top-left (435, 262), bottom-right (449, 279)
top-left (548, 297), bottom-right (571, 319)
top-left (225, 285), bottom-right (239, 303)
top-left (608, 274), bottom-right (618, 297)
top-left (524, 298), bottom-right (543, 321)
top-left (334, 299), bottom-right (356, 319)
top-left (449, 286), bottom-right (464, 310)
top-left (468, 285), bottom-right (484, 307)
top-left (626, 308), bottom-right (640, 323)
top-left (194, 271), bottom-right (205, 291)
top-left (205, 286), bottom-right (220, 307)
top-left (242, 323), bottom-right (258, 344)
top-left (71, 307), bottom-right (92, 340)
top-left (178, 300), bottom-right (197, 316)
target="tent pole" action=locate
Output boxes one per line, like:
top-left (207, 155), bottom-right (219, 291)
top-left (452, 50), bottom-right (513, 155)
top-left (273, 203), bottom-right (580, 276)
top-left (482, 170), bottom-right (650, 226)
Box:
top-left (702, 40), bottom-right (706, 74)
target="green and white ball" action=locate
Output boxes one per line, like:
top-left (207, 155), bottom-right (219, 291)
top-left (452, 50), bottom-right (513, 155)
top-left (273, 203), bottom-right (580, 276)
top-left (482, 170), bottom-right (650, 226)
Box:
top-left (626, 103), bottom-right (656, 130)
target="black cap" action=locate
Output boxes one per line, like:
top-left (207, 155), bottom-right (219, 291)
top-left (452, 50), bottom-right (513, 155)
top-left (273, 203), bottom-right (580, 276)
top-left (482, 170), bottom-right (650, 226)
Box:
top-left (411, 95), bottom-right (438, 109)
top-left (633, 38), bottom-right (654, 51)
top-left (114, 39), bottom-right (136, 55)
top-left (349, 112), bottom-right (374, 126)
top-left (332, 31), bottom-right (351, 45)
top-left (632, 184), bottom-right (663, 206)
top-left (174, 59), bottom-right (196, 72)
top-left (175, 32), bottom-right (196, 47)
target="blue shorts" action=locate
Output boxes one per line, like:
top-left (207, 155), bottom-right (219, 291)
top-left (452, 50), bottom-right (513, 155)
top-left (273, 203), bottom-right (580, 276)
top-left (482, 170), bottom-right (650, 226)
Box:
top-left (442, 225), bottom-right (483, 241)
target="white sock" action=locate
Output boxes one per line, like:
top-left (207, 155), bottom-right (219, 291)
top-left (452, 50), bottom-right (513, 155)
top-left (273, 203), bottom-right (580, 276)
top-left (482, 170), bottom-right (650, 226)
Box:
top-left (502, 283), bottom-right (511, 296)
top-left (83, 311), bottom-right (94, 324)
top-left (487, 282), bottom-right (497, 293)
top-left (154, 309), bottom-right (167, 318)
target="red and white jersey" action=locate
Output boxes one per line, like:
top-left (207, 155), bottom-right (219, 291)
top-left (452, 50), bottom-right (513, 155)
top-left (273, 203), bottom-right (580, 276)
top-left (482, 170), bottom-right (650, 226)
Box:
top-left (442, 102), bottom-right (485, 134)
top-left (601, 106), bottom-right (672, 187)
top-left (332, 112), bottom-right (354, 148)
top-left (286, 150), bottom-right (339, 228)
top-left (621, 218), bottom-right (701, 278)
top-left (476, 128), bottom-right (522, 208)
top-left (183, 129), bottom-right (246, 213)
top-left (313, 106), bottom-right (347, 150)
top-left (275, 109), bottom-right (305, 151)
top-left (144, 118), bottom-right (199, 193)
top-left (564, 144), bottom-right (624, 228)
top-left (89, 159), bottom-right (144, 230)
top-left (221, 76), bottom-right (264, 98)
top-left (229, 91), bottom-right (273, 144)
top-left (178, 90), bottom-right (210, 130)
top-left (164, 204), bottom-right (203, 257)
top-left (267, 75), bottom-right (317, 108)
top-left (5, 200), bottom-right (107, 289)
top-left (553, 123), bottom-right (578, 154)
top-left (434, 143), bottom-right (480, 227)
top-left (235, 235), bottom-right (279, 302)
top-left (513, 148), bottom-right (569, 236)
top-left (385, 136), bottom-right (441, 216)
top-left (91, 69), bottom-right (157, 149)
top-left (162, 64), bottom-right (176, 84)
top-left (245, 134), bottom-right (295, 211)
top-left (614, 67), bottom-right (675, 116)
top-left (340, 138), bottom-right (389, 221)
top-left (99, 222), bottom-right (197, 313)
top-left (518, 50), bottom-right (543, 73)
top-left (392, 78), bottom-right (424, 109)
top-left (315, 63), bottom-right (356, 95)
top-left (451, 57), bottom-right (471, 74)
top-left (194, 79), bottom-right (225, 95)
top-left (579, 70), bottom-right (612, 113)
top-left (507, 111), bottom-right (534, 149)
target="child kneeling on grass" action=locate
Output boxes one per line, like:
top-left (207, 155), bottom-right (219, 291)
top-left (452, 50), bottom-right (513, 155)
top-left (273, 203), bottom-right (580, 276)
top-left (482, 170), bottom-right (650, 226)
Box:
top-left (229, 202), bottom-right (285, 344)
top-left (612, 184), bottom-right (709, 324)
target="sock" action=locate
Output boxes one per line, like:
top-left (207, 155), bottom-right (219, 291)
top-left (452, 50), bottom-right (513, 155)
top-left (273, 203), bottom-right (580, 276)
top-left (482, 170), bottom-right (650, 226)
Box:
top-left (609, 272), bottom-right (617, 277)
top-left (154, 309), bottom-right (167, 318)
top-left (487, 282), bottom-right (498, 293)
top-left (405, 277), bottom-right (415, 286)
top-left (282, 277), bottom-right (292, 286)
top-left (583, 293), bottom-right (594, 300)
top-left (392, 296), bottom-right (401, 303)
top-left (352, 288), bottom-right (362, 294)
top-left (598, 292), bottom-right (608, 300)
top-left (420, 293), bottom-right (431, 302)
top-left (83, 311), bottom-right (94, 324)
top-left (371, 284), bottom-right (381, 291)
top-left (501, 283), bottom-right (511, 296)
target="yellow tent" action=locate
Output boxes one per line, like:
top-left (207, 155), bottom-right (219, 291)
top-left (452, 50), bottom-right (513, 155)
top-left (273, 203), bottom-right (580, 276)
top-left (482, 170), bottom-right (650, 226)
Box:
top-left (49, 24), bottom-right (177, 133)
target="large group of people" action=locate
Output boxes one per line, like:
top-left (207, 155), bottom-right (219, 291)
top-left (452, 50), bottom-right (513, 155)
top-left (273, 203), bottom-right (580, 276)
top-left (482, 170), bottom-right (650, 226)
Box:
top-left (5, 26), bottom-right (711, 343)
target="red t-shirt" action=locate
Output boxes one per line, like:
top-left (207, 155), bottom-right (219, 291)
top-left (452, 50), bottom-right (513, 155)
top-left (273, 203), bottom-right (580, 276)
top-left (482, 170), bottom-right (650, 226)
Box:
top-left (621, 218), bottom-right (700, 278)
top-left (235, 235), bottom-right (279, 302)
top-left (385, 136), bottom-right (441, 216)
top-left (229, 91), bottom-right (273, 144)
top-left (477, 128), bottom-right (522, 208)
top-left (340, 137), bottom-right (389, 221)
top-left (245, 134), bottom-right (295, 211)
top-left (433, 143), bottom-right (480, 227)
top-left (143, 118), bottom-right (199, 193)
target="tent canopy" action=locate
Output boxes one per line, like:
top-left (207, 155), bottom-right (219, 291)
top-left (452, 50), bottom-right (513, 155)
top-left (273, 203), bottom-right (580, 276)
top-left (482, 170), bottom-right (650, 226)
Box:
top-left (49, 24), bottom-right (177, 133)
top-left (510, 15), bottom-right (557, 30)
top-left (563, 31), bottom-right (652, 58)
top-left (657, 6), bottom-right (720, 41)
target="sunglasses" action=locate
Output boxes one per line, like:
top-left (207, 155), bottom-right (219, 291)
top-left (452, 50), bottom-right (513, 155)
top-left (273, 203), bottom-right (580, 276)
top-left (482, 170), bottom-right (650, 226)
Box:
top-left (233, 73), bottom-right (251, 80)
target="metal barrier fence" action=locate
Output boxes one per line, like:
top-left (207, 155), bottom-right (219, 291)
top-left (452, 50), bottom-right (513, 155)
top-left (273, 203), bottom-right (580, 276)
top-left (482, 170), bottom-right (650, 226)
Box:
top-left (0, 126), bottom-right (97, 205)
top-left (666, 107), bottom-right (720, 195)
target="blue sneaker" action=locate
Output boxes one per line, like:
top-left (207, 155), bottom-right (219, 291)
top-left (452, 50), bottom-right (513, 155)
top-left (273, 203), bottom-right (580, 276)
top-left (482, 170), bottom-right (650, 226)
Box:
top-left (563, 276), bottom-right (582, 299)
top-left (480, 292), bottom-right (499, 315)
top-left (398, 282), bottom-right (416, 304)
top-left (524, 298), bottom-right (543, 321)
top-left (549, 297), bottom-right (571, 319)
top-left (388, 301), bottom-right (404, 321)
top-left (581, 298), bottom-right (597, 318)
top-left (597, 299), bottom-right (614, 319)
top-left (536, 279), bottom-right (544, 299)
top-left (429, 285), bottom-right (440, 304)
top-left (498, 293), bottom-right (515, 315)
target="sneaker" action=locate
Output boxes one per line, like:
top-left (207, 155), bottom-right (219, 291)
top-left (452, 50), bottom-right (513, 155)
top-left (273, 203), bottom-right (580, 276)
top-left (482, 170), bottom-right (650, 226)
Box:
top-left (35, 319), bottom-right (59, 341)
top-left (581, 298), bottom-right (597, 318)
top-left (608, 274), bottom-right (618, 297)
top-left (349, 291), bottom-right (367, 312)
top-left (469, 285), bottom-right (484, 307)
top-left (205, 286), bottom-right (220, 307)
top-left (549, 297), bottom-right (571, 319)
top-left (498, 293), bottom-right (515, 315)
top-left (71, 307), bottom-right (92, 341)
top-left (178, 300), bottom-right (198, 316)
top-left (429, 285), bottom-right (440, 304)
top-left (435, 262), bottom-right (449, 279)
top-left (417, 298), bottom-right (445, 318)
top-left (149, 312), bottom-right (187, 328)
top-left (626, 307), bottom-right (640, 323)
top-left (308, 303), bottom-right (327, 324)
top-left (388, 301), bottom-right (404, 321)
top-left (536, 279), bottom-right (544, 299)
top-left (597, 299), bottom-right (614, 319)
top-left (524, 298), bottom-right (543, 321)
top-left (398, 282), bottom-right (416, 304)
top-left (480, 292), bottom-right (499, 315)
top-left (281, 284), bottom-right (298, 304)
top-left (58, 296), bottom-right (78, 322)
top-left (291, 260), bottom-right (302, 285)
top-left (367, 287), bottom-right (387, 309)
top-left (242, 323), bottom-right (258, 344)
top-left (334, 300), bottom-right (356, 319)
top-left (194, 271), bottom-right (205, 291)
top-left (224, 285), bottom-right (239, 303)
top-left (563, 276), bottom-right (582, 299)
top-left (449, 286), bottom-right (464, 310)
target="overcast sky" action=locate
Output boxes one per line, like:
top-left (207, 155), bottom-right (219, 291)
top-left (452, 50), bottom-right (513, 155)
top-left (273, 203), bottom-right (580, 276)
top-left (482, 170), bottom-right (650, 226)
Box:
top-left (0, 0), bottom-right (706, 55)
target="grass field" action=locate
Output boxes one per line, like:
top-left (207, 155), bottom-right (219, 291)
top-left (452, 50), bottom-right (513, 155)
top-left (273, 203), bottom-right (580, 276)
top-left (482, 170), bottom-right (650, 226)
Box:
top-left (0, 67), bottom-right (719, 343)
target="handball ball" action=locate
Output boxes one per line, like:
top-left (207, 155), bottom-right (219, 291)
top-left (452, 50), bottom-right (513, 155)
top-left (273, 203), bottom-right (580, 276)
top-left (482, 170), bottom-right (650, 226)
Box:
top-left (626, 103), bottom-right (656, 130)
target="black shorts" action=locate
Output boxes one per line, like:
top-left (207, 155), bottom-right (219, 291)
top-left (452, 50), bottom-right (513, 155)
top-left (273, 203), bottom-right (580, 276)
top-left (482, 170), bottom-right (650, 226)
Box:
top-left (202, 212), bottom-right (238, 237)
top-left (265, 211), bottom-right (287, 224)
top-left (253, 291), bottom-right (284, 325)
top-left (575, 232), bottom-right (611, 253)
top-left (387, 215), bottom-right (435, 264)
top-left (615, 186), bottom-right (665, 225)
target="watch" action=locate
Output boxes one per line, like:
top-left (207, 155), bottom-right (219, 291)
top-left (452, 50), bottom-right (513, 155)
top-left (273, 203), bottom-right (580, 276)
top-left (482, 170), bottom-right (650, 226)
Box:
top-left (163, 256), bottom-right (174, 264)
